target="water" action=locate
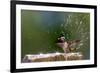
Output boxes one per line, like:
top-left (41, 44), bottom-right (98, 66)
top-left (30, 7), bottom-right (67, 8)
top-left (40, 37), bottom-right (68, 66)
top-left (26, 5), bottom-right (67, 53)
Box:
top-left (21, 10), bottom-right (90, 60)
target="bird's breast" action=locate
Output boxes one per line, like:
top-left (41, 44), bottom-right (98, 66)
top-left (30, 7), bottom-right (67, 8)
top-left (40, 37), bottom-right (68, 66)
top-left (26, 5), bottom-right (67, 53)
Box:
top-left (64, 42), bottom-right (68, 49)
top-left (57, 42), bottom-right (68, 49)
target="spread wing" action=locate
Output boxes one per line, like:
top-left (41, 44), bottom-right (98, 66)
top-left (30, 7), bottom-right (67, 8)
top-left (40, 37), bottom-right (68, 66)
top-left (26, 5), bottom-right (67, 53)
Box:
top-left (67, 40), bottom-right (80, 49)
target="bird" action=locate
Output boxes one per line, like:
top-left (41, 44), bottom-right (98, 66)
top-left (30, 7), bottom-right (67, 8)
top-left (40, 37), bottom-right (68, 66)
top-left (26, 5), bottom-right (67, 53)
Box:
top-left (56, 36), bottom-right (80, 54)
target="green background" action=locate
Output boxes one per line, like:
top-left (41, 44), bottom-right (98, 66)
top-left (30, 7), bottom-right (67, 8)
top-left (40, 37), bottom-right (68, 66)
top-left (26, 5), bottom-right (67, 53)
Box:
top-left (21, 10), bottom-right (90, 60)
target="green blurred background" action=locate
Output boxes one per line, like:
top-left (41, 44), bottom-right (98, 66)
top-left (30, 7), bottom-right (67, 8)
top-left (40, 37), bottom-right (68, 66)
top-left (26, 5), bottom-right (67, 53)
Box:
top-left (21, 10), bottom-right (90, 60)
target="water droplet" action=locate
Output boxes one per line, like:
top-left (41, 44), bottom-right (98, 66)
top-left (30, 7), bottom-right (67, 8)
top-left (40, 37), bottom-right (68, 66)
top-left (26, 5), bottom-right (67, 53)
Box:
top-left (39, 53), bottom-right (43, 56)
top-left (79, 43), bottom-right (83, 46)
top-left (80, 21), bottom-right (82, 24)
top-left (55, 52), bottom-right (60, 55)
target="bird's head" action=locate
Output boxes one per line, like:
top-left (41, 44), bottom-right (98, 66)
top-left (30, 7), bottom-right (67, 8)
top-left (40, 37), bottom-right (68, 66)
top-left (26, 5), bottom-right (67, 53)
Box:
top-left (57, 36), bottom-right (65, 43)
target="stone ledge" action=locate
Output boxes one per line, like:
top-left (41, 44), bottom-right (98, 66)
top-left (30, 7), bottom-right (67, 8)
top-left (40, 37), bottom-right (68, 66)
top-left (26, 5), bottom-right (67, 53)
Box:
top-left (22, 52), bottom-right (83, 63)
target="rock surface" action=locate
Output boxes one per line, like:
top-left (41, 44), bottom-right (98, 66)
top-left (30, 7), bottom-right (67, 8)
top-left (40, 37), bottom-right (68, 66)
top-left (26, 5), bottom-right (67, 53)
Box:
top-left (22, 52), bottom-right (83, 63)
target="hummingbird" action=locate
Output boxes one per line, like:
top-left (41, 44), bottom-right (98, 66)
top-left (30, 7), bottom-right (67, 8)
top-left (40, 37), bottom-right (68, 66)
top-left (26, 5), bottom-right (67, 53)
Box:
top-left (56, 36), bottom-right (80, 53)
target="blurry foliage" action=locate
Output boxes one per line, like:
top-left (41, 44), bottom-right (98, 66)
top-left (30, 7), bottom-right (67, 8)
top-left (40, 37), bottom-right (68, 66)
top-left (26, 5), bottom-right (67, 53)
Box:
top-left (21, 10), bottom-right (90, 59)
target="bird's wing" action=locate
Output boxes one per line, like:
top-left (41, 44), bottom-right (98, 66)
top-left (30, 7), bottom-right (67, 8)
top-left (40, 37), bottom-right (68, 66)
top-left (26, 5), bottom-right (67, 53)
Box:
top-left (67, 40), bottom-right (80, 48)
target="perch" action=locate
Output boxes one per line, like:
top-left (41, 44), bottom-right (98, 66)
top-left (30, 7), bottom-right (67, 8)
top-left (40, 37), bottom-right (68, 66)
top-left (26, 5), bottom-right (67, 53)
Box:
top-left (22, 52), bottom-right (83, 63)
